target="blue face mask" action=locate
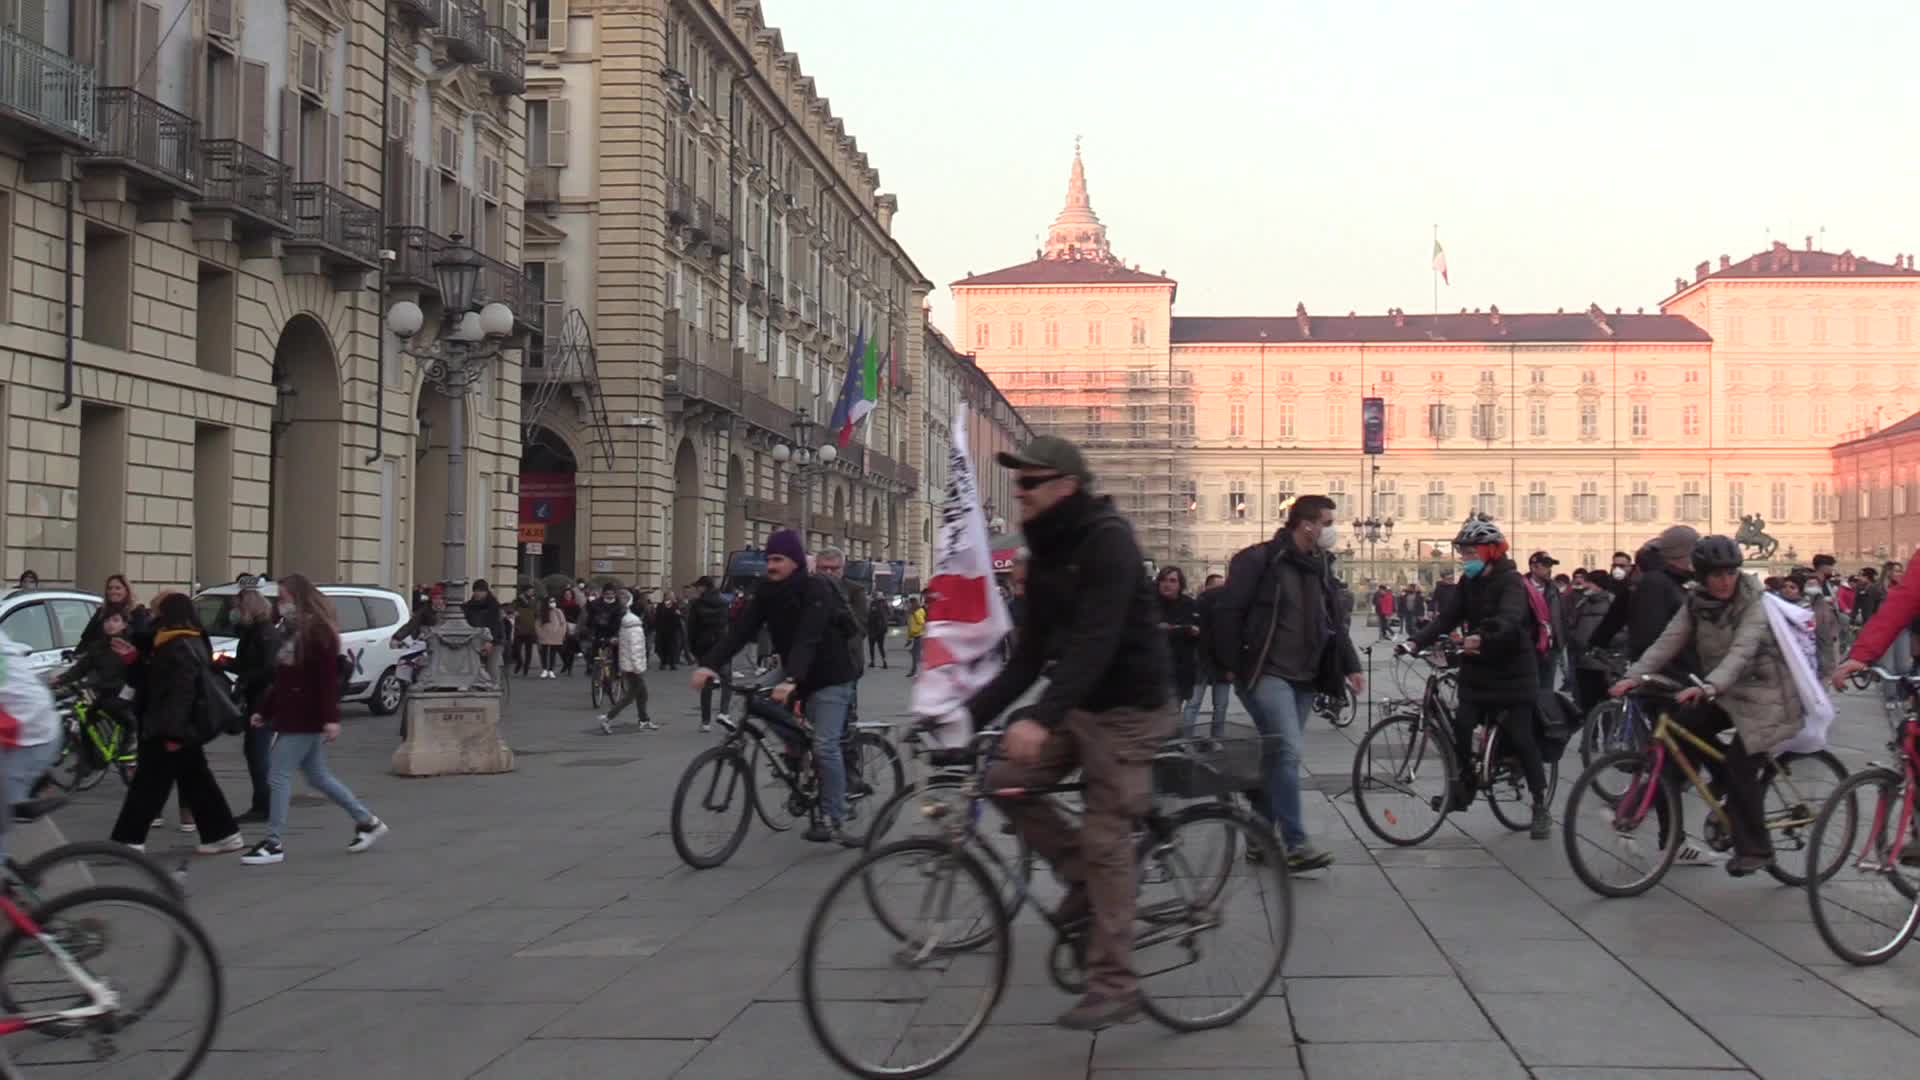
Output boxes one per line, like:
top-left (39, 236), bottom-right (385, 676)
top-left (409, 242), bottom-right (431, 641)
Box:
top-left (1461, 559), bottom-right (1487, 578)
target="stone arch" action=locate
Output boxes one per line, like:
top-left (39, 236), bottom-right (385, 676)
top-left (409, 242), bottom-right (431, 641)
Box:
top-left (672, 436), bottom-right (702, 587)
top-left (724, 454), bottom-right (746, 558)
top-left (520, 426), bottom-right (579, 582)
top-left (269, 314), bottom-right (343, 580)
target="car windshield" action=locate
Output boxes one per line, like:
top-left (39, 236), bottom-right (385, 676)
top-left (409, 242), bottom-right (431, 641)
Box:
top-left (194, 594), bottom-right (241, 637)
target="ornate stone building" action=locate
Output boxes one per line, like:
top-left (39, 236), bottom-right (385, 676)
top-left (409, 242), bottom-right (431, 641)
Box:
top-left (1831, 411), bottom-right (1920, 565)
top-left (515, 0), bottom-right (941, 588)
top-left (0, 0), bottom-right (535, 600)
top-left (959, 152), bottom-right (1920, 582)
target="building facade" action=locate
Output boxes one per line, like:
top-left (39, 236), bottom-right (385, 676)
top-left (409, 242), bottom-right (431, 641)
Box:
top-left (516, 0), bottom-right (949, 588)
top-left (1831, 410), bottom-right (1920, 565)
top-left (959, 153), bottom-right (1920, 584)
top-left (919, 322), bottom-right (1035, 553)
top-left (0, 0), bottom-right (536, 601)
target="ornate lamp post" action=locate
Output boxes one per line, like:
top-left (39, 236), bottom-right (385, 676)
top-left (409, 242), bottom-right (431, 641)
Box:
top-left (1357, 514), bottom-right (1395, 584)
top-left (385, 233), bottom-right (517, 693)
top-left (772, 413), bottom-right (838, 543)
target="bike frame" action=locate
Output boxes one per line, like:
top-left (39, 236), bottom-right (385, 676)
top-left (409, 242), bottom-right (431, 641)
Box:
top-left (1855, 671), bottom-right (1920, 872)
top-left (0, 887), bottom-right (120, 1035)
top-left (1624, 703), bottom-right (1820, 840)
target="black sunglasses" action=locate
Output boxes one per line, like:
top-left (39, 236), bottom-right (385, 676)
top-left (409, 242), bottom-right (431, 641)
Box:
top-left (1016, 472), bottom-right (1067, 491)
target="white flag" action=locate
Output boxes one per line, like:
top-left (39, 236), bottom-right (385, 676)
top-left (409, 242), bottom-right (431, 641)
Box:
top-left (911, 404), bottom-right (1011, 744)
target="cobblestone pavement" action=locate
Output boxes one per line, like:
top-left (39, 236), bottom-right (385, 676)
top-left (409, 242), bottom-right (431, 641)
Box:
top-left (20, 634), bottom-right (1920, 1078)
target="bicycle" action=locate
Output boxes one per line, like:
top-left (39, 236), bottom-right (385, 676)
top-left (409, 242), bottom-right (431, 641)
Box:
top-left (43, 687), bottom-right (137, 794)
top-left (1350, 642), bottom-right (1560, 845)
top-left (799, 730), bottom-right (1292, 1078)
top-left (587, 643), bottom-right (618, 709)
top-left (669, 674), bottom-right (904, 869)
top-left (1805, 665), bottom-right (1920, 964)
top-left (1562, 673), bottom-right (1850, 897)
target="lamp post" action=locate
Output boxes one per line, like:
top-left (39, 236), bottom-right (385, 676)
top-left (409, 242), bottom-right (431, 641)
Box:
top-left (771, 413), bottom-right (838, 545)
top-left (386, 233), bottom-right (517, 691)
top-left (1358, 514), bottom-right (1394, 585)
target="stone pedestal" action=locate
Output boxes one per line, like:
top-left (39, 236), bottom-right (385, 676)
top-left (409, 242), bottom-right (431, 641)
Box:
top-left (392, 690), bottom-right (515, 776)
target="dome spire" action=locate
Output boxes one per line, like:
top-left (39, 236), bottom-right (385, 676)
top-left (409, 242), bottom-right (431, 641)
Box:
top-left (1044, 138), bottom-right (1113, 262)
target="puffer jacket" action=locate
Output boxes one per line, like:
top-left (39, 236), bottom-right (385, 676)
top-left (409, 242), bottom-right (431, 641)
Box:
top-left (1628, 573), bottom-right (1803, 754)
top-left (616, 611), bottom-right (648, 675)
top-left (1406, 558), bottom-right (1539, 706)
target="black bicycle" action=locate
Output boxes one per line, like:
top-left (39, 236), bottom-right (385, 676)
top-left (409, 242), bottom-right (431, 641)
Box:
top-left (670, 674), bottom-right (905, 869)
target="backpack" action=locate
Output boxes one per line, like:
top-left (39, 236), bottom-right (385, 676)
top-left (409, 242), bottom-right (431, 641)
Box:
top-left (1521, 578), bottom-right (1552, 655)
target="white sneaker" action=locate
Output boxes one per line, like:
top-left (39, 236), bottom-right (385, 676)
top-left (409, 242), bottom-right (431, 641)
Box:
top-left (1674, 841), bottom-right (1728, 868)
top-left (240, 839), bottom-right (284, 865)
top-left (180, 822), bottom-right (198, 834)
top-left (348, 819), bottom-right (389, 853)
top-left (596, 714), bottom-right (613, 734)
top-left (123, 842), bottom-right (145, 853)
top-left (642, 720), bottom-right (660, 731)
top-left (700, 723), bottom-right (712, 734)
top-left (196, 832), bottom-right (245, 855)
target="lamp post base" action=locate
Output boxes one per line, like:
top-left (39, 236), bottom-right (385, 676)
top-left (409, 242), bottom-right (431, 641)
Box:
top-left (393, 689), bottom-right (515, 776)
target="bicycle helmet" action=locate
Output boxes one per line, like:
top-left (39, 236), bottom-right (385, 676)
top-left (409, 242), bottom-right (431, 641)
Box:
top-left (1453, 517), bottom-right (1505, 548)
top-left (1691, 534), bottom-right (1744, 575)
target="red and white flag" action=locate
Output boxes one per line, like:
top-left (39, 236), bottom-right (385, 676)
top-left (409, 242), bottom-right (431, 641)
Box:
top-left (912, 403), bottom-right (1011, 744)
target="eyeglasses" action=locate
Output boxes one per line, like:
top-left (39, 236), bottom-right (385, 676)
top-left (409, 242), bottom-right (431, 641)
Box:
top-left (1016, 472), bottom-right (1067, 491)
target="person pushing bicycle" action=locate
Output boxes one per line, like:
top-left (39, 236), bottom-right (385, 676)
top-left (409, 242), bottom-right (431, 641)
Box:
top-left (953, 437), bottom-right (1176, 1032)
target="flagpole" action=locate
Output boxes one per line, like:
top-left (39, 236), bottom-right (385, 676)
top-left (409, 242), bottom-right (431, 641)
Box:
top-left (1432, 223), bottom-right (1439, 318)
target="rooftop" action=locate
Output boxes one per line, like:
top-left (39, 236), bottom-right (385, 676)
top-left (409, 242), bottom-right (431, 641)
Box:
top-left (1671, 241), bottom-right (1920, 296)
top-left (953, 256), bottom-right (1178, 288)
top-left (1833, 407), bottom-right (1920, 450)
top-left (1170, 305), bottom-right (1711, 345)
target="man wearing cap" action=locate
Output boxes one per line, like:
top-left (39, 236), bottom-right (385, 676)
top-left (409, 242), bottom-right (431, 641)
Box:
top-left (957, 436), bottom-right (1174, 1031)
top-left (1590, 525), bottom-right (1701, 684)
top-left (1525, 552), bottom-right (1569, 689)
top-left (692, 529), bottom-right (862, 846)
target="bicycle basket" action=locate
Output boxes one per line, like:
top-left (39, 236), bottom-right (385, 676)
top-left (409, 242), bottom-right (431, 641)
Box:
top-left (1153, 736), bottom-right (1265, 799)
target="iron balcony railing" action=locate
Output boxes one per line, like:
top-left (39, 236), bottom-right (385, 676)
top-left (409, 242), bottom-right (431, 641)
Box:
top-left (745, 496), bottom-right (792, 524)
top-left (432, 0), bottom-right (485, 63)
top-left (742, 390), bottom-right (791, 434)
top-left (475, 251), bottom-right (536, 325)
top-left (288, 182), bottom-right (379, 264)
top-left (667, 179), bottom-right (692, 224)
top-left (198, 140), bottom-right (290, 227)
top-left (690, 197), bottom-right (712, 240)
top-left (393, 0), bottom-right (438, 27)
top-left (710, 210), bottom-right (731, 253)
top-left (385, 225), bottom-right (447, 288)
top-left (900, 464), bottom-right (919, 491)
top-left (526, 164), bottom-right (559, 202)
top-left (664, 353), bottom-right (741, 413)
top-left (479, 25), bottom-right (525, 95)
top-left (0, 27), bottom-right (94, 144)
top-left (88, 87), bottom-right (198, 189)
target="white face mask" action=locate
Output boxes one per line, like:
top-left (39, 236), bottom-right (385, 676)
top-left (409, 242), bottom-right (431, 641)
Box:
top-left (1610, 566), bottom-right (1628, 581)
top-left (1315, 523), bottom-right (1339, 551)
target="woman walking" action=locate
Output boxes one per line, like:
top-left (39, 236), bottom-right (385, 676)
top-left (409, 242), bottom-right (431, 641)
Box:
top-left (108, 594), bottom-right (244, 854)
top-left (653, 591), bottom-right (683, 671)
top-left (241, 574), bottom-right (388, 866)
top-left (511, 585), bottom-right (539, 676)
top-left (535, 593), bottom-right (568, 677)
top-left (225, 587), bottom-right (281, 824)
top-left (596, 600), bottom-right (652, 733)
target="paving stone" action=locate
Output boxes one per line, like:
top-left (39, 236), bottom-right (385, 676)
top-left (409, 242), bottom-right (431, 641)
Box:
top-left (1288, 976), bottom-right (1494, 1043)
top-left (1621, 953), bottom-right (1872, 1018)
top-left (1439, 938), bottom-right (1644, 995)
top-left (467, 1037), bottom-right (705, 1079)
top-left (1694, 1014), bottom-right (1918, 1080)
top-left (1478, 992), bottom-right (1738, 1069)
top-left (1089, 1000), bottom-right (1294, 1068)
top-left (1298, 1040), bottom-right (1530, 1080)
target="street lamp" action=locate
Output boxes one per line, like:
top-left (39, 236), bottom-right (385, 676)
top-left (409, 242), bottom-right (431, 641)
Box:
top-left (1357, 514), bottom-right (1394, 584)
top-left (772, 413), bottom-right (838, 542)
top-left (386, 232), bottom-right (517, 691)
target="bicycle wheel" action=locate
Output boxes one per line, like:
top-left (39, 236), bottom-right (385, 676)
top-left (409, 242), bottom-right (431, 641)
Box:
top-left (13, 842), bottom-right (185, 906)
top-left (863, 779), bottom-right (1033, 951)
top-left (1483, 726), bottom-right (1558, 833)
top-left (1315, 688), bottom-right (1356, 729)
top-left (1765, 751), bottom-right (1854, 886)
top-left (1135, 802), bottom-right (1291, 1031)
top-left (801, 839), bottom-right (1008, 1079)
top-left (589, 664), bottom-right (607, 708)
top-left (0, 885), bottom-right (221, 1078)
top-left (750, 743), bottom-right (801, 833)
top-left (1577, 699), bottom-right (1644, 801)
top-left (1563, 749), bottom-right (1681, 897)
top-left (1806, 767), bottom-right (1920, 966)
top-left (842, 731), bottom-right (905, 835)
top-left (1350, 712), bottom-right (1456, 846)
top-left (670, 746), bottom-right (755, 869)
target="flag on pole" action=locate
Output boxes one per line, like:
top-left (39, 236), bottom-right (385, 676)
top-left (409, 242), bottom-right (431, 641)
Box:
top-left (839, 332), bottom-right (881, 445)
top-left (912, 403), bottom-right (1012, 745)
top-left (826, 327), bottom-right (866, 442)
top-left (1431, 237), bottom-right (1449, 285)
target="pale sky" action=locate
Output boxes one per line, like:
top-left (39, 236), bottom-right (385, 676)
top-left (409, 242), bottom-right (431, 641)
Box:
top-left (761, 0), bottom-right (1920, 334)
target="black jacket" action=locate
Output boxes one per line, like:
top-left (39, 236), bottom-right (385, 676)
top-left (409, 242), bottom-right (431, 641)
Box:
top-left (77, 601), bottom-right (150, 653)
top-left (142, 628), bottom-right (214, 743)
top-left (228, 619), bottom-right (281, 713)
top-left (965, 491), bottom-right (1169, 730)
top-left (654, 603), bottom-right (683, 645)
top-left (1590, 550), bottom-right (1697, 679)
top-left (1431, 581), bottom-right (1459, 616)
top-left (687, 591), bottom-right (731, 656)
top-left (462, 594), bottom-right (507, 645)
top-left (1193, 589), bottom-right (1231, 679)
top-left (584, 598), bottom-right (623, 641)
top-left (867, 597), bottom-right (891, 638)
top-left (1407, 558), bottom-right (1539, 706)
top-left (1211, 528), bottom-right (1361, 695)
top-left (1157, 592), bottom-right (1201, 691)
top-left (59, 636), bottom-right (134, 698)
top-left (701, 569), bottom-right (857, 695)
top-left (1529, 574), bottom-right (1570, 652)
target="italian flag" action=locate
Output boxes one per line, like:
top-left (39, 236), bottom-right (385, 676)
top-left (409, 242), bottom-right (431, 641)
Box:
top-left (838, 331), bottom-right (881, 446)
top-left (1432, 238), bottom-right (1449, 285)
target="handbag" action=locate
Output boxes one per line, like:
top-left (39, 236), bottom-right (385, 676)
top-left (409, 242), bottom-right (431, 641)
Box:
top-left (193, 659), bottom-right (245, 742)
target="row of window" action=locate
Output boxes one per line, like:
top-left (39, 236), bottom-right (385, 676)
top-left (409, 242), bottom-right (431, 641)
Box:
top-left (1725, 312), bottom-right (1915, 346)
top-left (1165, 478), bottom-right (1831, 526)
top-left (975, 318), bottom-right (1152, 350)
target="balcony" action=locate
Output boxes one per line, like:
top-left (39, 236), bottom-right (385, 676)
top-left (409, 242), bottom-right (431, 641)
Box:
top-left (745, 496), bottom-right (792, 524)
top-left (802, 295), bottom-right (820, 326)
top-left (432, 0), bottom-right (486, 63)
top-left (475, 251), bottom-right (538, 332)
top-left (768, 270), bottom-right (786, 308)
top-left (667, 179), bottom-right (692, 225)
top-left (194, 139), bottom-right (291, 246)
top-left (82, 87), bottom-right (200, 206)
top-left (478, 25), bottom-right (525, 95)
top-left (742, 389), bottom-right (791, 434)
top-left (849, 522), bottom-right (878, 544)
top-left (865, 449), bottom-right (898, 485)
top-left (749, 254), bottom-right (766, 287)
top-left (385, 225), bottom-right (446, 295)
top-left (527, 164), bottom-right (559, 204)
top-left (664, 349), bottom-right (740, 418)
top-left (393, 0), bottom-right (439, 27)
top-left (689, 197), bottom-right (712, 241)
top-left (0, 27), bottom-right (95, 151)
top-left (812, 513), bottom-right (848, 539)
top-left (893, 371), bottom-right (914, 396)
top-left (899, 464), bottom-right (919, 491)
top-left (284, 182), bottom-right (379, 281)
top-left (709, 211), bottom-right (732, 256)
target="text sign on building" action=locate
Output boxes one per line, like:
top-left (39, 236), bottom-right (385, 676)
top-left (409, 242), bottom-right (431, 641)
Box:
top-left (518, 524), bottom-right (546, 543)
top-left (1361, 397), bottom-right (1386, 455)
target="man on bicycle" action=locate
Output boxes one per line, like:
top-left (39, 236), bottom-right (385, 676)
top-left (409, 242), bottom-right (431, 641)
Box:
top-left (691, 529), bottom-right (862, 847)
top-left (957, 436), bottom-right (1174, 1031)
top-left (1401, 517), bottom-right (1554, 838)
top-left (1610, 535), bottom-right (1807, 876)
top-left (582, 584), bottom-right (624, 675)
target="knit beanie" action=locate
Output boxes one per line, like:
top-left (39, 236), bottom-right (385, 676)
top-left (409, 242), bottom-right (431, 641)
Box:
top-left (766, 529), bottom-right (806, 566)
top-left (1654, 525), bottom-right (1700, 563)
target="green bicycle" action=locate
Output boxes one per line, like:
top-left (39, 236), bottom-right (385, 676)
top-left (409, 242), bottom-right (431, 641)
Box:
top-left (45, 686), bottom-right (136, 793)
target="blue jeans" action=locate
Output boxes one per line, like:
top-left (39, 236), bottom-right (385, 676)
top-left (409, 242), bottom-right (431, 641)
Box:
top-left (0, 736), bottom-right (62, 858)
top-left (267, 733), bottom-right (374, 845)
top-left (1236, 677), bottom-right (1313, 850)
top-left (1184, 680), bottom-right (1231, 736)
top-left (806, 682), bottom-right (855, 823)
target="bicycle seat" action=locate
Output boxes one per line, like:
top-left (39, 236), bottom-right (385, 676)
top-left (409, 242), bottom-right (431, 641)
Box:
top-left (12, 795), bottom-right (69, 822)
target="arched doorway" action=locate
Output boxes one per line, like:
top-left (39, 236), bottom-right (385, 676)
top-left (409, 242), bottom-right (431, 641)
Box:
top-left (269, 315), bottom-right (342, 579)
top-left (411, 388), bottom-right (454, 588)
top-left (672, 437), bottom-right (701, 587)
top-left (520, 427), bottom-right (578, 583)
top-left (723, 455), bottom-right (745, 559)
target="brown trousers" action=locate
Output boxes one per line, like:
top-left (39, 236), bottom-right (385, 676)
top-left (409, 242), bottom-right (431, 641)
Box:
top-left (984, 703), bottom-right (1177, 998)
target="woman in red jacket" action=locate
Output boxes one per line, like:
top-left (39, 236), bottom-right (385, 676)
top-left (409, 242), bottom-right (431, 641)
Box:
top-left (241, 574), bottom-right (389, 865)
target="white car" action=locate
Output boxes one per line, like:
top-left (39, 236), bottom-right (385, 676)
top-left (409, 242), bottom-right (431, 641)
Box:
top-left (192, 583), bottom-right (413, 716)
top-left (0, 589), bottom-right (103, 680)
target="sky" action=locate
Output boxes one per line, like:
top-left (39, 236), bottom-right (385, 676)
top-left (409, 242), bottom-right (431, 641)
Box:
top-left (760, 0), bottom-right (1920, 333)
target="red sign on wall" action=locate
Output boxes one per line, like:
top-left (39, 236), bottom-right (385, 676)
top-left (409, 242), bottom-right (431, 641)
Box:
top-left (519, 471), bottom-right (577, 526)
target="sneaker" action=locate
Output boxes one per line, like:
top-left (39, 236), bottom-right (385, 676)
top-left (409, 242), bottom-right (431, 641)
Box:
top-left (240, 839), bottom-right (285, 865)
top-left (1286, 846), bottom-right (1335, 873)
top-left (1056, 991), bottom-right (1142, 1031)
top-left (196, 832), bottom-right (245, 855)
top-left (699, 722), bottom-right (712, 733)
top-left (1726, 852), bottom-right (1774, 877)
top-left (348, 819), bottom-right (389, 853)
top-left (179, 821), bottom-right (198, 834)
top-left (641, 720), bottom-right (660, 731)
top-left (803, 822), bottom-right (834, 843)
top-left (151, 817), bottom-right (165, 829)
top-left (1529, 801), bottom-right (1551, 840)
top-left (596, 714), bottom-right (613, 735)
top-left (121, 842), bottom-right (145, 853)
top-left (1674, 842), bottom-right (1729, 869)
top-left (828, 823), bottom-right (865, 849)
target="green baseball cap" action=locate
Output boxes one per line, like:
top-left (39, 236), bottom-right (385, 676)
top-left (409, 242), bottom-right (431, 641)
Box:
top-left (996, 436), bottom-right (1092, 483)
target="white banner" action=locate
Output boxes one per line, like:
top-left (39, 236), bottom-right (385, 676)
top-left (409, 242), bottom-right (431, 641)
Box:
top-left (912, 404), bottom-right (1011, 740)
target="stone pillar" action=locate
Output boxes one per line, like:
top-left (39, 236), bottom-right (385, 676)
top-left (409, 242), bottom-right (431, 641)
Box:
top-left (903, 284), bottom-right (933, 572)
top-left (393, 690), bottom-right (515, 776)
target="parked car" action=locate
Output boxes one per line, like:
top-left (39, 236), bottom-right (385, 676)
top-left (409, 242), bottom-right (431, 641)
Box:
top-left (192, 582), bottom-right (413, 716)
top-left (0, 589), bottom-right (102, 680)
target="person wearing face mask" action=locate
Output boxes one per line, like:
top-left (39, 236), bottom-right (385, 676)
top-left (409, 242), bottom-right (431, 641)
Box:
top-left (1566, 570), bottom-right (1618, 713)
top-left (1588, 528), bottom-right (1700, 685)
top-left (1401, 518), bottom-right (1553, 837)
top-left (1213, 494), bottom-right (1361, 872)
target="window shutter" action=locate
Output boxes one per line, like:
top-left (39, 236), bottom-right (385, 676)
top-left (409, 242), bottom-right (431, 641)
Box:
top-left (279, 88), bottom-right (299, 173)
top-left (384, 139), bottom-right (405, 222)
top-left (189, 32), bottom-right (208, 127)
top-left (1495, 494), bottom-right (1506, 519)
top-left (543, 259), bottom-right (566, 339)
top-left (1650, 495), bottom-right (1660, 520)
top-left (324, 111), bottom-right (342, 189)
top-left (549, 0), bottom-right (569, 51)
top-left (16, 0), bottom-right (44, 43)
top-left (1445, 494), bottom-right (1456, 521)
top-left (73, 0), bottom-right (98, 66)
top-left (135, 3), bottom-right (161, 95)
top-left (547, 99), bottom-right (569, 166)
top-left (240, 61), bottom-right (268, 151)
top-left (1548, 495), bottom-right (1557, 521)
top-left (1598, 496), bottom-right (1608, 522)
